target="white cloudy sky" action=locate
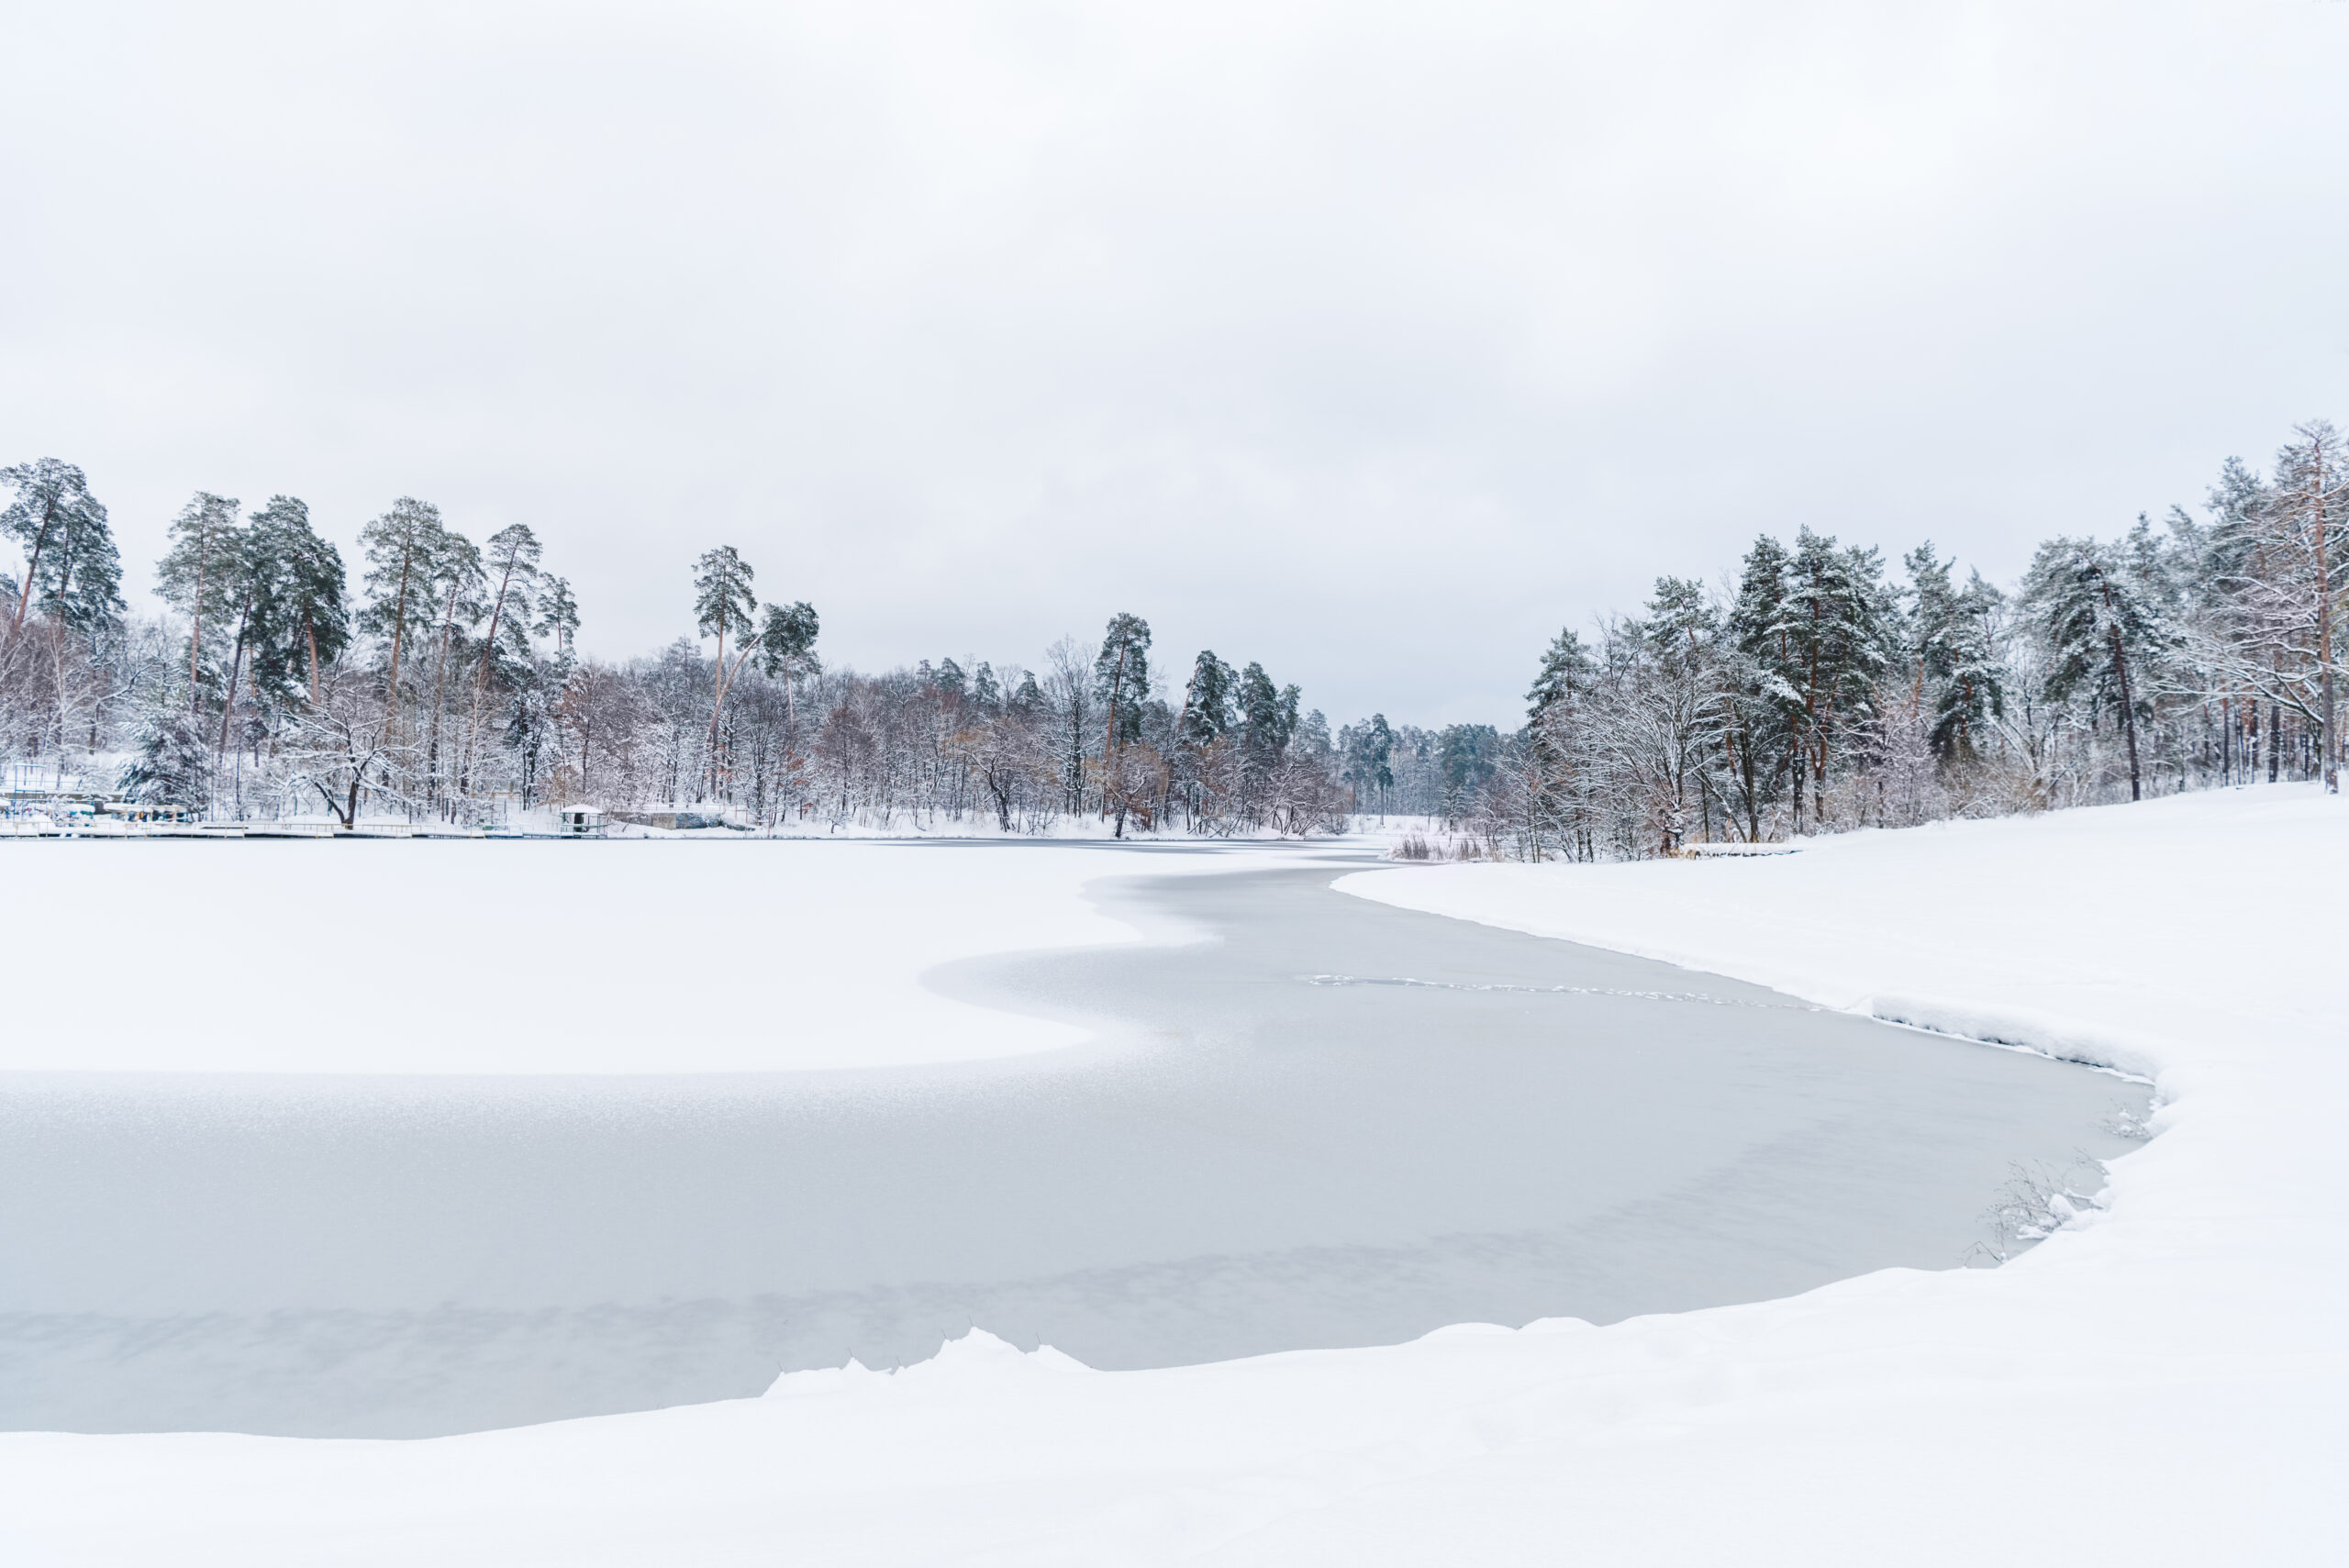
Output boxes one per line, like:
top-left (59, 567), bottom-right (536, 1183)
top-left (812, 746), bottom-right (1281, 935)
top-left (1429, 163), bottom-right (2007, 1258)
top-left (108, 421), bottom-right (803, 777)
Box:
top-left (5, 1), bottom-right (2346, 725)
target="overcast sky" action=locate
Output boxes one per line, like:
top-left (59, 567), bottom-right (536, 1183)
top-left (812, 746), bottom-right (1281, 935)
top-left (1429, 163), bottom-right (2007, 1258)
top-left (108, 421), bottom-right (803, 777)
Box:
top-left (5, 2), bottom-right (2346, 726)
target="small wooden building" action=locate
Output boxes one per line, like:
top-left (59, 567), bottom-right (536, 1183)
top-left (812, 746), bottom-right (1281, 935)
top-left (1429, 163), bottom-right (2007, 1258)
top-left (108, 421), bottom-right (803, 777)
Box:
top-left (558, 806), bottom-right (606, 837)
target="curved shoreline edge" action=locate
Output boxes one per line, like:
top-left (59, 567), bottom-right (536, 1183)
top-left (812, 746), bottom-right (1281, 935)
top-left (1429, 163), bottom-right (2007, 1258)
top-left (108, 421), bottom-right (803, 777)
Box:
top-left (2, 788), bottom-right (2337, 1566)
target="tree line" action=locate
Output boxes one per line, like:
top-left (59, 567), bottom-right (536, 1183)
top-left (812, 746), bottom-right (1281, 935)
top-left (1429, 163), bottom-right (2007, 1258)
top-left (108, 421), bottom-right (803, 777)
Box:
top-left (7, 419), bottom-right (2335, 846)
top-left (1349, 417), bottom-right (2348, 861)
top-left (0, 466), bottom-right (1351, 833)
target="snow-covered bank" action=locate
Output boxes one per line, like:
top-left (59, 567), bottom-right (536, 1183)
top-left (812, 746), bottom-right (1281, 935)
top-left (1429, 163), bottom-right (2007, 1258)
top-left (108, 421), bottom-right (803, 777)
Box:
top-left (4, 790), bottom-right (2341, 1563)
top-left (0, 839), bottom-right (1330, 1073)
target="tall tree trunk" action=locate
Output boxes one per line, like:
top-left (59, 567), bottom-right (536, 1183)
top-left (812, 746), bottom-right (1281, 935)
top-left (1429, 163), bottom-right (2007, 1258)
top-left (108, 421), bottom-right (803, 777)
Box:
top-left (702, 640), bottom-right (759, 802)
top-left (11, 498), bottom-right (57, 637)
top-left (1100, 643), bottom-right (1129, 820)
top-left (2319, 503), bottom-right (2337, 793)
top-left (215, 613), bottom-right (250, 767)
top-left (464, 566), bottom-right (519, 796)
top-left (1737, 723), bottom-right (1760, 841)
top-left (706, 629), bottom-right (726, 799)
top-left (2108, 624), bottom-right (2141, 801)
top-left (425, 579), bottom-right (462, 806)
top-left (187, 552), bottom-right (208, 714)
top-left (783, 669), bottom-right (797, 814)
top-left (381, 551), bottom-right (416, 734)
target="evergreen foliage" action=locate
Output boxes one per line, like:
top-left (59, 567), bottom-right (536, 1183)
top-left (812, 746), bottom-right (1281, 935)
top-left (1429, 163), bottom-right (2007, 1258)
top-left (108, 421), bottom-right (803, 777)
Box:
top-left (2, 458), bottom-right (123, 640)
top-left (119, 709), bottom-right (211, 810)
top-left (13, 416), bottom-right (2349, 840)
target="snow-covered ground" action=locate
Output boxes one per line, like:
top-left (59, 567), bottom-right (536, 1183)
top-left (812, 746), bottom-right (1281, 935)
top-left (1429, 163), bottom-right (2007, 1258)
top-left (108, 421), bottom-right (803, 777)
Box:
top-left (0, 839), bottom-right (1323, 1073)
top-left (4, 787), bottom-right (2341, 1562)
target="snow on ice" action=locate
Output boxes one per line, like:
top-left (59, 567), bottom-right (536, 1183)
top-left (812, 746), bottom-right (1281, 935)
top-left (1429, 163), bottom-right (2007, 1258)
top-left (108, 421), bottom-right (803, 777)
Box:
top-left (0, 839), bottom-right (1322, 1074)
top-left (2, 785), bottom-right (2343, 1563)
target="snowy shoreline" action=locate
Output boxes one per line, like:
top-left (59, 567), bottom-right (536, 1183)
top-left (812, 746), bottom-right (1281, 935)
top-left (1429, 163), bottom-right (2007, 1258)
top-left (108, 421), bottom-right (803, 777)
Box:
top-left (3, 858), bottom-right (2130, 1438)
top-left (3, 787), bottom-right (2340, 1564)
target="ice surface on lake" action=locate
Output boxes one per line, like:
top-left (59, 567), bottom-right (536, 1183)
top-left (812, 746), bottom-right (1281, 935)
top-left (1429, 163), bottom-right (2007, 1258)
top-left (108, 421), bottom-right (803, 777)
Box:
top-left (0, 854), bottom-right (2145, 1437)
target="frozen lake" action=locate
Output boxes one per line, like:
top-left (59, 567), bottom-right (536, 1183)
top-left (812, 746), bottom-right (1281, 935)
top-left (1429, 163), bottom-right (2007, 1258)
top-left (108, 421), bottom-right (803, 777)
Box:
top-left (0, 844), bottom-right (2146, 1437)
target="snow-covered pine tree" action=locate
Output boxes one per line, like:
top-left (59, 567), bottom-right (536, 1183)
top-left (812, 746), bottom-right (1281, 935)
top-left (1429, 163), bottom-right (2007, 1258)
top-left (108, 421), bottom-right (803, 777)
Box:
top-left (242, 497), bottom-right (348, 709)
top-left (119, 707), bottom-right (211, 812)
top-left (458, 523), bottom-right (541, 799)
top-left (2, 459), bottom-right (123, 647)
top-left (2023, 536), bottom-right (2168, 801)
top-left (1169, 651), bottom-right (1238, 830)
top-left (1523, 627), bottom-right (1596, 855)
top-left (156, 491), bottom-right (243, 715)
top-left (753, 599), bottom-right (820, 811)
top-left (1234, 662), bottom-right (1287, 820)
top-left (206, 499), bottom-right (294, 772)
top-left (1907, 543), bottom-right (2006, 763)
top-left (1093, 613), bottom-right (1152, 834)
top-left (535, 575), bottom-right (581, 672)
top-left (1726, 533), bottom-right (1801, 836)
top-left (692, 545), bottom-right (758, 800)
top-left (1783, 527), bottom-right (1892, 827)
top-left (1094, 614), bottom-right (1152, 754)
top-left (1339, 712), bottom-right (1396, 818)
top-left (755, 600), bottom-right (819, 688)
top-left (1178, 651), bottom-right (1235, 747)
top-left (359, 497), bottom-right (450, 749)
top-left (417, 524), bottom-right (485, 807)
top-left (1435, 723), bottom-right (1499, 828)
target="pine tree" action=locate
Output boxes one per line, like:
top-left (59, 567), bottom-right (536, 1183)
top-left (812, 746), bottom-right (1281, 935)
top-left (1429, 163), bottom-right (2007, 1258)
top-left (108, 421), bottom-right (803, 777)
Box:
top-left (534, 575), bottom-right (581, 672)
top-left (755, 601), bottom-right (819, 683)
top-left (119, 708), bottom-right (211, 811)
top-left (1094, 614), bottom-right (1152, 751)
top-left (247, 496), bottom-right (348, 707)
top-left (1341, 712), bottom-right (1397, 816)
top-left (1908, 543), bottom-right (2006, 761)
top-left (1436, 723), bottom-right (1500, 824)
top-left (1726, 533), bottom-right (1799, 837)
top-left (2024, 536), bottom-right (2167, 801)
top-left (414, 524), bottom-right (485, 806)
top-left (1784, 527), bottom-right (1892, 825)
top-left (157, 492), bottom-right (243, 713)
top-left (1528, 627), bottom-right (1594, 720)
top-left (2, 459), bottom-right (123, 643)
top-left (1522, 627), bottom-right (1595, 851)
top-left (1093, 613), bottom-right (1152, 832)
top-left (1236, 661), bottom-right (1289, 815)
top-left (208, 503), bottom-right (294, 764)
top-left (1178, 651), bottom-right (1236, 746)
top-left (463, 523), bottom-right (541, 795)
top-left (754, 599), bottom-right (820, 793)
top-left (692, 545), bottom-right (758, 799)
top-left (474, 525), bottom-right (541, 699)
top-left (359, 496), bottom-right (447, 734)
